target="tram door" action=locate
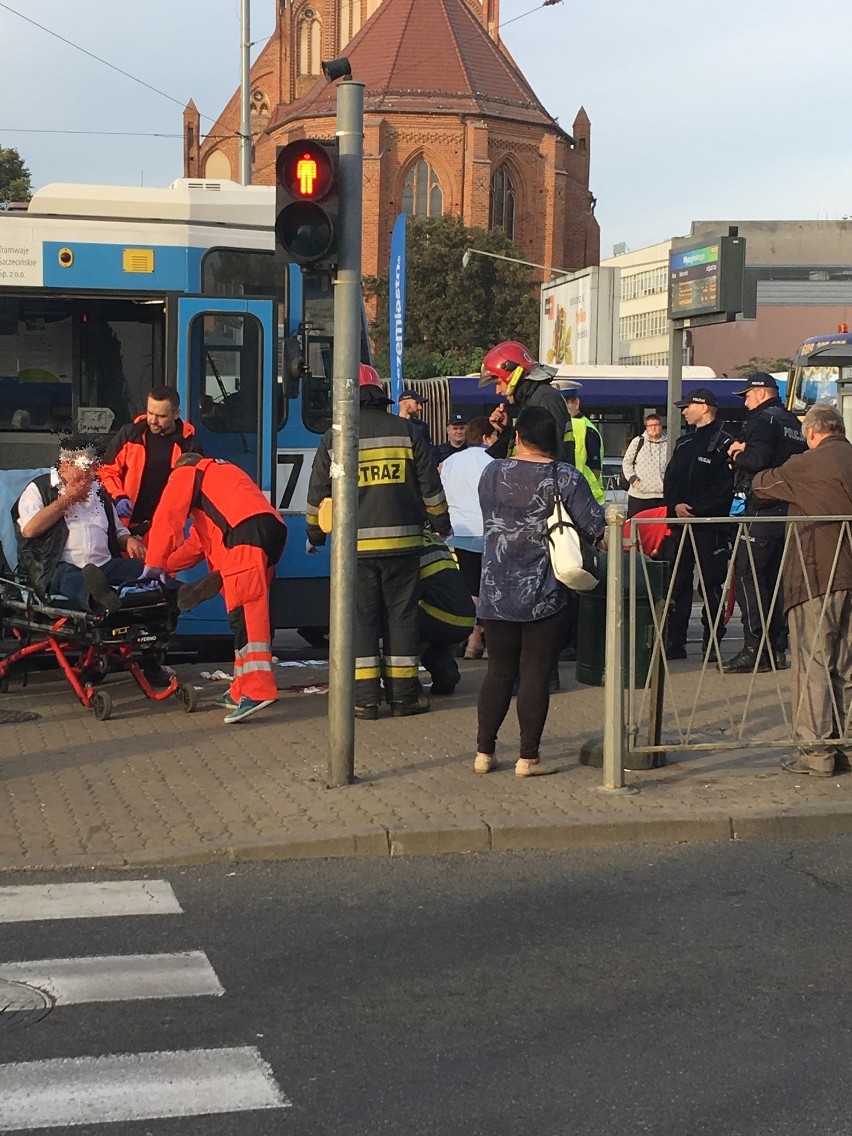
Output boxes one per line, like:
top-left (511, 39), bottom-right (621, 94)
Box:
top-left (174, 298), bottom-right (276, 638)
top-left (176, 298), bottom-right (275, 493)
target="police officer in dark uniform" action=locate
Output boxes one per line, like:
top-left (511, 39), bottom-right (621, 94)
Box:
top-left (663, 388), bottom-right (735, 659)
top-left (721, 372), bottom-right (807, 673)
top-left (432, 413), bottom-right (469, 466)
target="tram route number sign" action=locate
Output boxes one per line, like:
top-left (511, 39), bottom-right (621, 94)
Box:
top-left (276, 449), bottom-right (313, 513)
top-left (668, 234), bottom-right (746, 322)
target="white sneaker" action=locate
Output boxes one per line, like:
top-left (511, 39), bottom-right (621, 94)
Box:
top-left (515, 758), bottom-right (557, 777)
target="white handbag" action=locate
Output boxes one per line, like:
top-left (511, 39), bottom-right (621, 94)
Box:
top-left (546, 464), bottom-right (600, 592)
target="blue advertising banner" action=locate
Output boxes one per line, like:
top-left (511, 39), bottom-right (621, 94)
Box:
top-left (389, 212), bottom-right (407, 404)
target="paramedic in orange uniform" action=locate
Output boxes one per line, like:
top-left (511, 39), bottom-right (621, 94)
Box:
top-left (145, 453), bottom-right (287, 724)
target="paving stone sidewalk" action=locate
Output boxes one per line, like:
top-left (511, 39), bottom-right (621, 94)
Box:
top-left (1, 656), bottom-right (851, 871)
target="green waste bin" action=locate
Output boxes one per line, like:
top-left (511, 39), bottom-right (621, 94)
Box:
top-left (575, 554), bottom-right (669, 688)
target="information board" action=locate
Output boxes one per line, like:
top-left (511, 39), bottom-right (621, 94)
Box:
top-left (668, 235), bottom-right (745, 322)
top-left (669, 242), bottom-right (720, 316)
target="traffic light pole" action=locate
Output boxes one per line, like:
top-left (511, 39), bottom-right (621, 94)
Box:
top-left (238, 0), bottom-right (252, 185)
top-left (327, 79), bottom-right (364, 788)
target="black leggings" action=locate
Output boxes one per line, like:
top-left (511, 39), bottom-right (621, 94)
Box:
top-left (477, 607), bottom-right (570, 760)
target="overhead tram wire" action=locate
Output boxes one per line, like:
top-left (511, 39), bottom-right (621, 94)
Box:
top-left (0, 128), bottom-right (184, 139)
top-left (500, 0), bottom-right (564, 31)
top-left (0, 1), bottom-right (218, 125)
top-left (0, 0), bottom-right (564, 147)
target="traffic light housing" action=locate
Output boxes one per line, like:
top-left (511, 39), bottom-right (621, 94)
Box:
top-left (274, 139), bottom-right (339, 268)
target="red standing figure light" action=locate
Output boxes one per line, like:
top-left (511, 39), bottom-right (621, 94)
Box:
top-left (296, 154), bottom-right (318, 196)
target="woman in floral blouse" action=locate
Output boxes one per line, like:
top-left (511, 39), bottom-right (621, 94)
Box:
top-left (474, 405), bottom-right (605, 777)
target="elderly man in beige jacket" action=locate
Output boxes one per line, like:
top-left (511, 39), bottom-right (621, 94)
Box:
top-left (752, 403), bottom-right (852, 777)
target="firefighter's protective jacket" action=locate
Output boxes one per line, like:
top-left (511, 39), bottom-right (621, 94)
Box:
top-left (306, 395), bottom-right (450, 555)
top-left (147, 457), bottom-right (285, 574)
top-left (100, 415), bottom-right (201, 505)
top-left (418, 534), bottom-right (475, 643)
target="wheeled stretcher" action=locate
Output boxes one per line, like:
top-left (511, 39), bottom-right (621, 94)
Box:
top-left (0, 562), bottom-right (198, 722)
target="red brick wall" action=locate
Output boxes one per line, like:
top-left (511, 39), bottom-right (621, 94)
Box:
top-left (190, 0), bottom-right (599, 282)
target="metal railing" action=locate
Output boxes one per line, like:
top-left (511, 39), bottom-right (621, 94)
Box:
top-left (600, 509), bottom-right (852, 783)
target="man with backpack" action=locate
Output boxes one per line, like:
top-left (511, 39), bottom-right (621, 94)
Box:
top-left (621, 413), bottom-right (668, 517)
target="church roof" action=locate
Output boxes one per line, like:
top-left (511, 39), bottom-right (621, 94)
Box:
top-left (269, 0), bottom-right (563, 134)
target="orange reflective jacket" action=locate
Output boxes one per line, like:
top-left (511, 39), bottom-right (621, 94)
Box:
top-left (147, 458), bottom-right (286, 575)
top-left (100, 415), bottom-right (201, 505)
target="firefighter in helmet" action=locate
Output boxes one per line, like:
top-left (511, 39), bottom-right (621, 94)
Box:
top-left (478, 340), bottom-right (575, 463)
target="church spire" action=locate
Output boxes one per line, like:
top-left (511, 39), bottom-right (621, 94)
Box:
top-left (483, 0), bottom-right (500, 43)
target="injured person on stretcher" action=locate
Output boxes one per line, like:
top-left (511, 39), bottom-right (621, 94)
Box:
top-left (9, 436), bottom-right (221, 695)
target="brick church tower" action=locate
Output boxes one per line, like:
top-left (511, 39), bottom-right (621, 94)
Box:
top-left (183, 0), bottom-right (599, 279)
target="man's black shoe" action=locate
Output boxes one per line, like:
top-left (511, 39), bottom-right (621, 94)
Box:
top-left (82, 563), bottom-right (121, 613)
top-left (177, 570), bottom-right (223, 613)
top-left (559, 644), bottom-right (577, 662)
top-left (665, 644), bottom-right (687, 661)
top-left (390, 695), bottom-right (431, 717)
top-left (834, 750), bottom-right (851, 773)
top-left (429, 679), bottom-right (458, 696)
top-left (773, 650), bottom-right (789, 670)
top-left (354, 704), bottom-right (379, 720)
top-left (720, 647), bottom-right (771, 674)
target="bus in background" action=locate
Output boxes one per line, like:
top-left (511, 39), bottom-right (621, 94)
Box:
top-left (0, 178), bottom-right (368, 639)
top-left (786, 325), bottom-right (852, 414)
top-left (411, 366), bottom-right (749, 467)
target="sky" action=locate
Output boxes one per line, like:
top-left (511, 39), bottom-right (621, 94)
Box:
top-left (2, 0), bottom-right (851, 257)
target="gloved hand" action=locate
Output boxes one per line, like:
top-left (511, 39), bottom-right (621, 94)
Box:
top-left (140, 564), bottom-right (167, 582)
top-left (115, 497), bottom-right (134, 521)
top-left (305, 539), bottom-right (318, 556)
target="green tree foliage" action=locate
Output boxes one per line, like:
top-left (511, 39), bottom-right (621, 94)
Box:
top-left (733, 355), bottom-right (793, 378)
top-left (364, 214), bottom-right (540, 379)
top-left (0, 145), bottom-right (33, 202)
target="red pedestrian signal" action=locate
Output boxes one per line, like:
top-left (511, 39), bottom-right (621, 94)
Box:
top-left (275, 140), bottom-right (339, 267)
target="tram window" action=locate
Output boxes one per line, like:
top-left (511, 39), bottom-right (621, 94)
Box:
top-left (201, 248), bottom-right (282, 300)
top-left (302, 336), bottom-right (333, 435)
top-left (0, 298), bottom-right (73, 432)
top-left (79, 302), bottom-right (162, 430)
top-left (194, 312), bottom-right (261, 435)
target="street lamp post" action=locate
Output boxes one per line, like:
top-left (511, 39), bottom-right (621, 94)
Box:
top-left (461, 248), bottom-right (572, 277)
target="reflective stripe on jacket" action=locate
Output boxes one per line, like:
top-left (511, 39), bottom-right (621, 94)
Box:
top-left (306, 405), bottom-right (450, 556)
top-left (568, 415), bottom-right (605, 504)
top-left (419, 535), bottom-right (476, 641)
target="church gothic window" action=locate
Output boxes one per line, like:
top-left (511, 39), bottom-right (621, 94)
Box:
top-left (338, 0), bottom-right (362, 50)
top-left (299, 9), bottom-right (322, 76)
top-left (251, 88), bottom-right (269, 117)
top-left (489, 165), bottom-right (516, 240)
top-left (401, 159), bottom-right (443, 219)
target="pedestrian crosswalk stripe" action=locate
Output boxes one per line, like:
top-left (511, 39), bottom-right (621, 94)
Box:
top-left (0, 880), bottom-right (182, 923)
top-left (0, 1046), bottom-right (291, 1130)
top-left (0, 951), bottom-right (224, 1005)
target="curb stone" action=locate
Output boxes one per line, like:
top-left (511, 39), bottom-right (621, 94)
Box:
top-left (5, 809), bottom-right (852, 872)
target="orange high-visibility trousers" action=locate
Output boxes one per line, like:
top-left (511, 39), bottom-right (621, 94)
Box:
top-left (222, 544), bottom-right (277, 704)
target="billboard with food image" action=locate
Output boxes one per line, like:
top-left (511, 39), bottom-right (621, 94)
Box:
top-left (539, 267), bottom-right (619, 367)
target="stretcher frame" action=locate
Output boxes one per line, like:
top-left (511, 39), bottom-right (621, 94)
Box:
top-left (0, 571), bottom-right (197, 721)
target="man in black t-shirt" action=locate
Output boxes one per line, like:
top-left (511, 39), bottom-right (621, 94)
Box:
top-left (100, 385), bottom-right (202, 536)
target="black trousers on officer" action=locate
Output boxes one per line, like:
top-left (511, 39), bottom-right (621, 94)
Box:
top-left (354, 553), bottom-right (421, 707)
top-left (664, 527), bottom-right (731, 650)
top-left (734, 527), bottom-right (787, 652)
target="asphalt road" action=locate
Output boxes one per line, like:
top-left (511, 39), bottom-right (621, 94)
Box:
top-left (2, 838), bottom-right (852, 1135)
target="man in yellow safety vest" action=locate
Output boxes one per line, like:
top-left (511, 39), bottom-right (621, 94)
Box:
top-left (565, 393), bottom-right (605, 504)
